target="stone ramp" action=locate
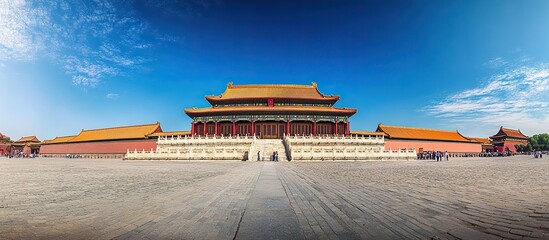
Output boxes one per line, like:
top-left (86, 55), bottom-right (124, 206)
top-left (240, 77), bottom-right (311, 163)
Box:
top-left (234, 162), bottom-right (305, 239)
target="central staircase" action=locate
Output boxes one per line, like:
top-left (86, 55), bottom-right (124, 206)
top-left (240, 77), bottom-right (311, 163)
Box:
top-left (253, 139), bottom-right (288, 161)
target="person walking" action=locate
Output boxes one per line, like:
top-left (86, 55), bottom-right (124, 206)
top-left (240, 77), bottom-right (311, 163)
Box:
top-left (444, 151), bottom-right (449, 161)
top-left (257, 151), bottom-right (260, 161)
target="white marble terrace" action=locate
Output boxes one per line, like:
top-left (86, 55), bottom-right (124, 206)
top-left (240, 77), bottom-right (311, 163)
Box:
top-left (124, 134), bottom-right (416, 161)
top-left (125, 135), bottom-right (255, 160)
top-left (284, 134), bottom-right (416, 161)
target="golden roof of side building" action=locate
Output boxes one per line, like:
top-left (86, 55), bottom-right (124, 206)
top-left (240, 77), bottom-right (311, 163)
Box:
top-left (205, 82), bottom-right (340, 102)
top-left (376, 124), bottom-right (473, 143)
top-left (15, 136), bottom-right (40, 143)
top-left (491, 126), bottom-right (529, 139)
top-left (147, 131), bottom-right (191, 137)
top-left (67, 122), bottom-right (162, 143)
top-left (42, 135), bottom-right (76, 144)
top-left (468, 137), bottom-right (492, 144)
top-left (185, 105), bottom-right (357, 117)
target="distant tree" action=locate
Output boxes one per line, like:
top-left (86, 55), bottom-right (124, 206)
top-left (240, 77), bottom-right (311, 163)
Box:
top-left (529, 133), bottom-right (549, 151)
top-left (525, 144), bottom-right (533, 152)
top-left (515, 145), bottom-right (524, 152)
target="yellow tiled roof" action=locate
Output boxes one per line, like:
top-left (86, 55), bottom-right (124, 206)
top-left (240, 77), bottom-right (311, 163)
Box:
top-left (42, 135), bottom-right (76, 144)
top-left (376, 124), bottom-right (472, 142)
top-left (205, 82), bottom-right (339, 101)
top-left (15, 136), bottom-right (40, 143)
top-left (468, 137), bottom-right (491, 144)
top-left (185, 105), bottom-right (356, 116)
top-left (68, 122), bottom-right (161, 142)
top-left (491, 127), bottom-right (528, 139)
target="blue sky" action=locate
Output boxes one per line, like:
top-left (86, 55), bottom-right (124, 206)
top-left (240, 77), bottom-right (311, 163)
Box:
top-left (1, 0), bottom-right (549, 141)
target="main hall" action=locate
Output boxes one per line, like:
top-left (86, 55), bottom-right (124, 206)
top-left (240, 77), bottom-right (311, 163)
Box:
top-left (185, 82), bottom-right (355, 138)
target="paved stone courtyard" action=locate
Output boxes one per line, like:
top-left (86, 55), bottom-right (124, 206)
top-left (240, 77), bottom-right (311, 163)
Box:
top-left (1, 156), bottom-right (548, 239)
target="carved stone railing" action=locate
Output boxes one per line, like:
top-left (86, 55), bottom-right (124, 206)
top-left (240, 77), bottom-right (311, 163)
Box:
top-left (286, 134), bottom-right (385, 145)
top-left (125, 134), bottom-right (416, 161)
top-left (125, 134), bottom-right (254, 160)
top-left (285, 134), bottom-right (415, 161)
top-left (157, 134), bottom-right (254, 146)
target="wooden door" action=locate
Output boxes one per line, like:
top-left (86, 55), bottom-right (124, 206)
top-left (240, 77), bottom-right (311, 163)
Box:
top-left (258, 123), bottom-right (279, 139)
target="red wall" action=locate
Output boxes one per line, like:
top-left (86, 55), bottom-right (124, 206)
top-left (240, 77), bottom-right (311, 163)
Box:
top-left (40, 139), bottom-right (157, 154)
top-left (0, 144), bottom-right (8, 154)
top-left (385, 139), bottom-right (482, 153)
top-left (495, 142), bottom-right (526, 152)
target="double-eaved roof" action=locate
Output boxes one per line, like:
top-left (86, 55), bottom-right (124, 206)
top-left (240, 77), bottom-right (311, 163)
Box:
top-left (186, 82), bottom-right (357, 117)
top-left (205, 82), bottom-right (340, 103)
top-left (376, 124), bottom-right (473, 143)
top-left (185, 105), bottom-right (356, 117)
top-left (490, 126), bottom-right (528, 139)
top-left (15, 136), bottom-right (40, 143)
top-left (43, 122), bottom-right (163, 144)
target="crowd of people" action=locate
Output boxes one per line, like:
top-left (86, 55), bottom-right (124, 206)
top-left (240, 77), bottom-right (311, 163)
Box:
top-left (2, 153), bottom-right (85, 158)
top-left (2, 153), bottom-right (38, 158)
top-left (255, 151), bottom-right (280, 161)
top-left (417, 150), bottom-right (546, 159)
top-left (271, 151), bottom-right (279, 161)
top-left (417, 151), bottom-right (449, 161)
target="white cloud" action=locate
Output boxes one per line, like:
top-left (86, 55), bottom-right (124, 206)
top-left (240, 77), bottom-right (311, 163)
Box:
top-left (0, 0), bottom-right (44, 61)
top-left (425, 62), bottom-right (549, 136)
top-left (0, 0), bottom-right (153, 87)
top-left (106, 93), bottom-right (119, 99)
top-left (485, 57), bottom-right (507, 68)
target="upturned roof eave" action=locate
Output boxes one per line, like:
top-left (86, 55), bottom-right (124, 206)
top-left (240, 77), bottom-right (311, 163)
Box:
top-left (184, 107), bottom-right (357, 118)
top-left (205, 95), bottom-right (340, 104)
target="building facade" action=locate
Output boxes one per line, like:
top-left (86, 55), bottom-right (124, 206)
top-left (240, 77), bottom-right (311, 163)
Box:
top-left (0, 133), bottom-right (11, 155)
top-left (489, 127), bottom-right (528, 152)
top-left (376, 124), bottom-right (482, 154)
top-left (184, 83), bottom-right (356, 139)
top-left (468, 138), bottom-right (494, 153)
top-left (40, 123), bottom-right (163, 158)
top-left (11, 136), bottom-right (41, 154)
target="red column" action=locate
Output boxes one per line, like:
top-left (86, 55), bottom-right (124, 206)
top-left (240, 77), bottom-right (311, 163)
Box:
top-left (334, 122), bottom-right (338, 135)
top-left (203, 122), bottom-right (207, 136)
top-left (214, 121), bottom-right (218, 135)
top-left (191, 122), bottom-right (195, 135)
top-left (251, 120), bottom-right (255, 136)
top-left (285, 120), bottom-right (290, 136)
top-left (232, 121), bottom-right (236, 136)
top-left (346, 121), bottom-right (350, 135)
top-left (312, 121), bottom-right (317, 136)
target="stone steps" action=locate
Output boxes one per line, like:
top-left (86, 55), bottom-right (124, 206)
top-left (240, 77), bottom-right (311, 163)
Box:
top-left (254, 139), bottom-right (288, 161)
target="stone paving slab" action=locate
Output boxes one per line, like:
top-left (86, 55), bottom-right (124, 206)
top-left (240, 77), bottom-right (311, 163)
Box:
top-left (0, 156), bottom-right (548, 239)
top-left (235, 162), bottom-right (305, 240)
